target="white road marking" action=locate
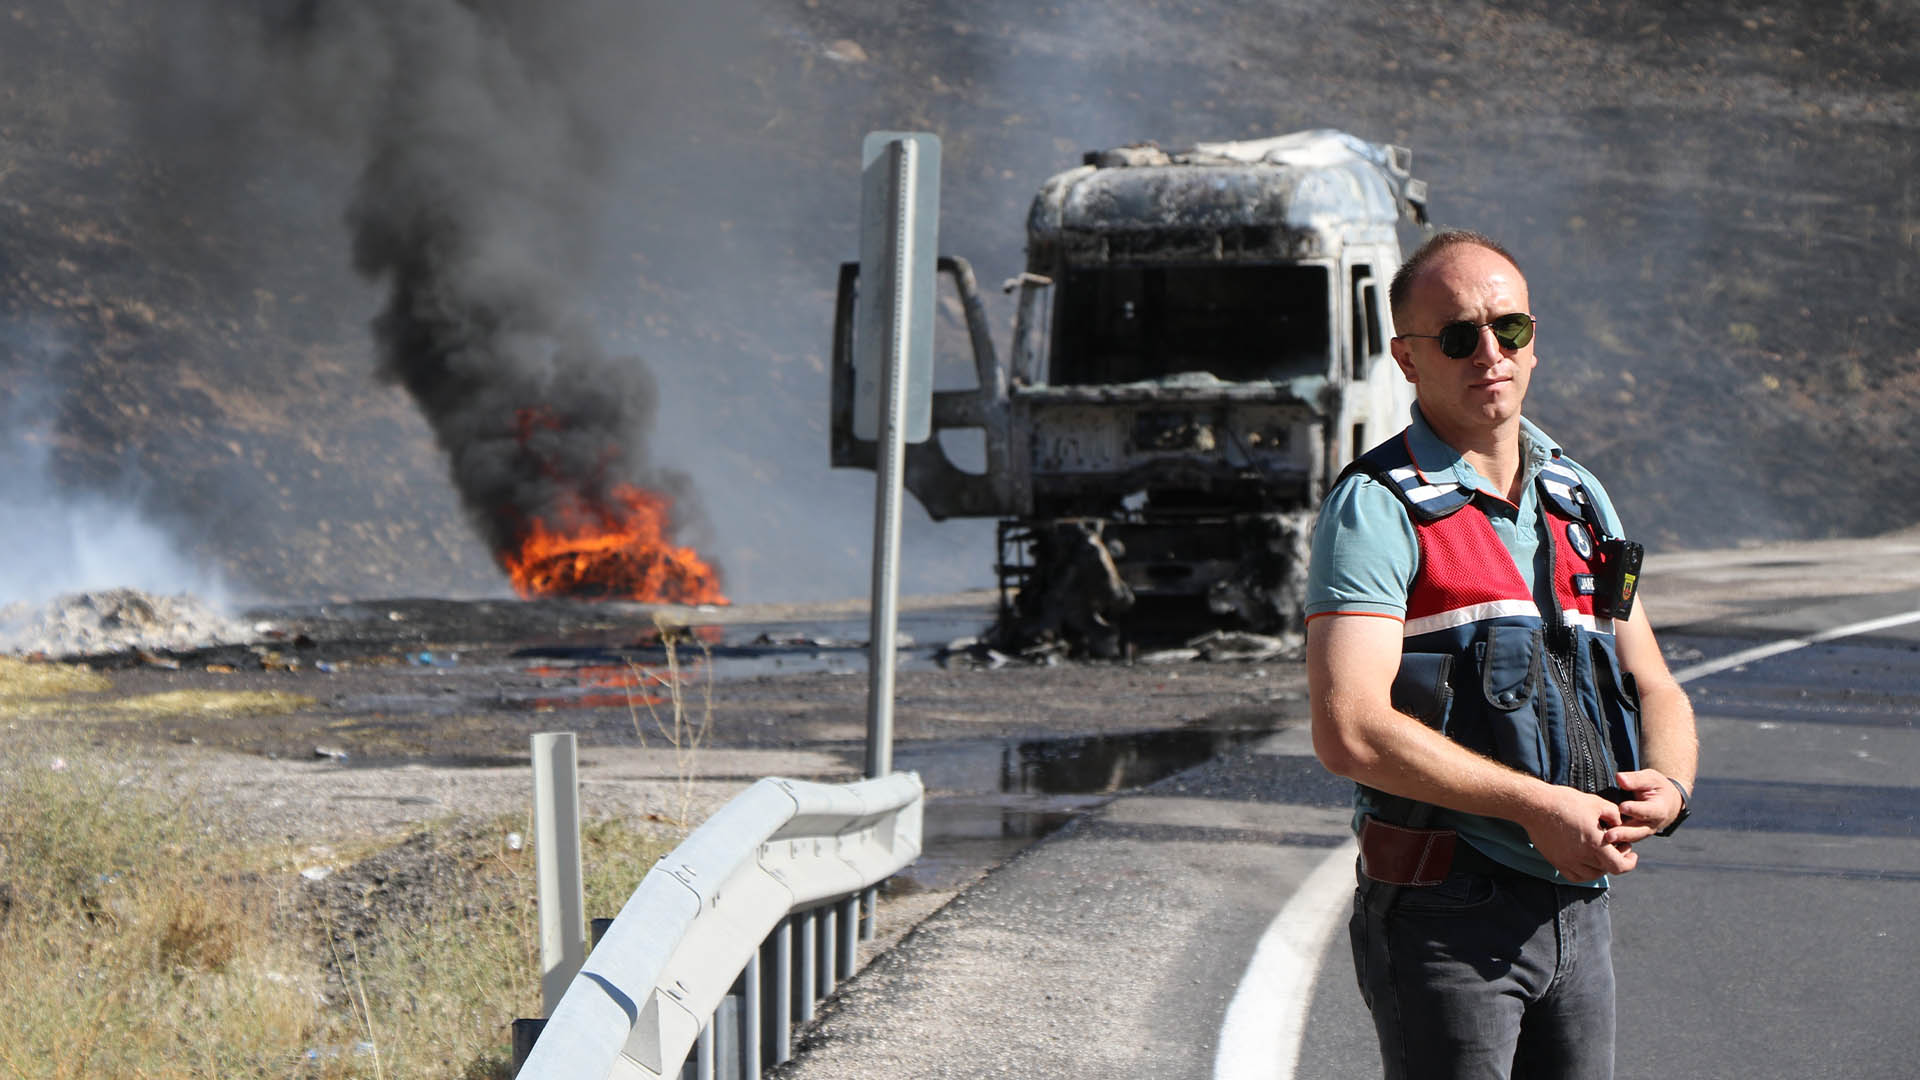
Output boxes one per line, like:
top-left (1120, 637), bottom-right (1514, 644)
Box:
top-left (1211, 838), bottom-right (1357, 1080)
top-left (1667, 608), bottom-right (1920, 683)
top-left (1213, 605), bottom-right (1920, 1079)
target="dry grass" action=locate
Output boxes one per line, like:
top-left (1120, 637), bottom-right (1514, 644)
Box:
top-left (102, 689), bottom-right (317, 718)
top-left (0, 725), bottom-right (679, 1079)
top-left (0, 731), bottom-right (329, 1078)
top-left (289, 814), bottom-right (676, 1079)
top-left (626, 613), bottom-right (717, 827)
top-left (0, 657), bottom-right (316, 723)
top-left (0, 656), bottom-right (112, 701)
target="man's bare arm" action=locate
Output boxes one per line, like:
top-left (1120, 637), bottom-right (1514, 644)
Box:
top-left (1605, 599), bottom-right (1698, 839)
top-left (1307, 613), bottom-right (1639, 882)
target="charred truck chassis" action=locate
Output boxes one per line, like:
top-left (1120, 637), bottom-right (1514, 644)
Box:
top-left (833, 131), bottom-right (1428, 657)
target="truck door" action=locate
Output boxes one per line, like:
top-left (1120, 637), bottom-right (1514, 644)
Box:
top-left (1333, 262), bottom-right (1386, 473)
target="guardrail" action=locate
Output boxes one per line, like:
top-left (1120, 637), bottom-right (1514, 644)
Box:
top-left (514, 770), bottom-right (925, 1080)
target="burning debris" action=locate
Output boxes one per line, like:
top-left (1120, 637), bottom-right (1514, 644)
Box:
top-left (301, 0), bottom-right (727, 605)
top-left (0, 588), bottom-right (249, 660)
top-left (502, 483), bottom-right (725, 604)
top-left (489, 409), bottom-right (725, 605)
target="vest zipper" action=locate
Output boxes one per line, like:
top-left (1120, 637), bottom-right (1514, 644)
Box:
top-left (1539, 505), bottom-right (1606, 794)
top-left (1548, 629), bottom-right (1604, 794)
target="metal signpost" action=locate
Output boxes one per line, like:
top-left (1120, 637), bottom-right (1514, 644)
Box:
top-left (855, 131), bottom-right (939, 781)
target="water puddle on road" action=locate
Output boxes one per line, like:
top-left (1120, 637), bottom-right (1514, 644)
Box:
top-left (892, 726), bottom-right (1271, 892)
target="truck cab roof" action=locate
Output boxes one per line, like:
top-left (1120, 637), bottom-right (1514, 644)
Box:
top-left (1027, 129), bottom-right (1426, 264)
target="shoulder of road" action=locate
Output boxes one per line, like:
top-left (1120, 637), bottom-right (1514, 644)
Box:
top-left (777, 722), bottom-right (1350, 1079)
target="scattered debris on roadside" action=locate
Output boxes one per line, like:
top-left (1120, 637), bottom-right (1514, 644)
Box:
top-left (936, 635), bottom-right (1065, 669)
top-left (935, 636), bottom-right (1014, 669)
top-left (750, 631), bottom-right (848, 649)
top-left (1184, 630), bottom-right (1300, 664)
top-left (133, 649), bottom-right (182, 671)
top-left (1135, 647), bottom-right (1200, 664)
top-left (941, 628), bottom-right (1298, 669)
top-left (0, 588), bottom-right (250, 659)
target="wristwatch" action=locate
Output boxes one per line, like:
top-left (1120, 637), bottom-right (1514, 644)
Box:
top-left (1657, 776), bottom-right (1692, 837)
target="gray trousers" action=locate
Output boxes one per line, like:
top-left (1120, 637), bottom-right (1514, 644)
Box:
top-left (1349, 864), bottom-right (1615, 1080)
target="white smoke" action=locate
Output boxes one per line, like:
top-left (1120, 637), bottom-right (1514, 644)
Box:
top-left (0, 368), bottom-right (230, 610)
top-left (0, 487), bottom-right (221, 608)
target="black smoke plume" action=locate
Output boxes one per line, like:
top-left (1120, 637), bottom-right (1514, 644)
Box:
top-left (301, 0), bottom-right (701, 574)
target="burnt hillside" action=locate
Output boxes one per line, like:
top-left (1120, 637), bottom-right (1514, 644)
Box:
top-left (1, 0), bottom-right (1915, 605)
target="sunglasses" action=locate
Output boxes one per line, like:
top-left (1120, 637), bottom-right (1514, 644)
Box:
top-left (1400, 313), bottom-right (1536, 358)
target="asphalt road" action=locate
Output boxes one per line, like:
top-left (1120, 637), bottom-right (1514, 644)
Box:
top-left (777, 544), bottom-right (1920, 1079)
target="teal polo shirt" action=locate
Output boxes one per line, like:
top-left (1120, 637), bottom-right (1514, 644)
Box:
top-left (1305, 406), bottom-right (1626, 884)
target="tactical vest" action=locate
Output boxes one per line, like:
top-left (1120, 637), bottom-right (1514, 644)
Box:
top-left (1344, 432), bottom-right (1643, 822)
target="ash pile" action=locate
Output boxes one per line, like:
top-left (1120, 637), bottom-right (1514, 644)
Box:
top-left (0, 588), bottom-right (250, 660)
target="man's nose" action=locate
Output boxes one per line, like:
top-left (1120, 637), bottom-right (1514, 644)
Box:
top-left (1469, 325), bottom-right (1503, 365)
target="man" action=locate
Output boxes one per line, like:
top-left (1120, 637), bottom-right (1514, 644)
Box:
top-left (1305, 230), bottom-right (1698, 1079)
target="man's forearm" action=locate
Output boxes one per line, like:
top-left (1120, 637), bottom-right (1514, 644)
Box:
top-left (1635, 677), bottom-right (1698, 788)
top-left (1611, 603), bottom-right (1698, 788)
top-left (1317, 695), bottom-right (1562, 822)
top-left (1310, 616), bottom-right (1571, 824)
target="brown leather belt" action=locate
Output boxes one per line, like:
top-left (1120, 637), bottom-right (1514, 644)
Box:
top-left (1358, 817), bottom-right (1457, 886)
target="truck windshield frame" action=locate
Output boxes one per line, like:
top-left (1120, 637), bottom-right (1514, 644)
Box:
top-left (1046, 263), bottom-right (1333, 387)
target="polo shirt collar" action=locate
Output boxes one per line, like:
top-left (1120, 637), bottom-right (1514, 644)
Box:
top-left (1404, 405), bottom-right (1563, 502)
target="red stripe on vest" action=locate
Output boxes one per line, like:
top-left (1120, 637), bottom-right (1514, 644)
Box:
top-left (1408, 499), bottom-right (1600, 623)
top-left (1407, 506), bottom-right (1530, 623)
top-left (1550, 513), bottom-right (1600, 619)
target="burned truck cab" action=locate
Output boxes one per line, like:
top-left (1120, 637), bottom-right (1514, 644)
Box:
top-left (832, 130), bottom-right (1427, 655)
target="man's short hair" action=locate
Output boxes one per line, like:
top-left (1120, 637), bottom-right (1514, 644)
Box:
top-left (1388, 229), bottom-right (1525, 334)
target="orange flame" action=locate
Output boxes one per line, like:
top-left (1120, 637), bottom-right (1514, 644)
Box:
top-left (502, 484), bottom-right (728, 605)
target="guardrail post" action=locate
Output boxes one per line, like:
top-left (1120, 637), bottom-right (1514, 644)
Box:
top-left (511, 1018), bottom-right (545, 1073)
top-left (860, 886), bottom-right (878, 941)
top-left (819, 903), bottom-right (839, 992)
top-left (795, 908), bottom-right (817, 1023)
top-left (714, 994), bottom-right (741, 1080)
top-left (694, 1017), bottom-right (714, 1080)
top-left (768, 919), bottom-right (793, 1064)
top-left (838, 895), bottom-right (860, 975)
top-left (739, 954), bottom-right (762, 1077)
top-left (531, 732), bottom-right (586, 1016)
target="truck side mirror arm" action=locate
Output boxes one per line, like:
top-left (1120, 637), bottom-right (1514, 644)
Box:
top-left (829, 255), bottom-right (1017, 519)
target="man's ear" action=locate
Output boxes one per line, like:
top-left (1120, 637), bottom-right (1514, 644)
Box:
top-left (1390, 337), bottom-right (1417, 383)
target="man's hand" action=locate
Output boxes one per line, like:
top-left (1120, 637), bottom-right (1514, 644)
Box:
top-left (1521, 785), bottom-right (1642, 883)
top-left (1611, 768), bottom-right (1686, 834)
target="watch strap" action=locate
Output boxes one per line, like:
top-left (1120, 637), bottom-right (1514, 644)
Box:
top-left (1657, 775), bottom-right (1692, 837)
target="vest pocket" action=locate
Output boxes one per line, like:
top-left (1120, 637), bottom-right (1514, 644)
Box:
top-left (1479, 625), bottom-right (1548, 777)
top-left (1391, 652), bottom-right (1455, 729)
top-left (1586, 636), bottom-right (1644, 771)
